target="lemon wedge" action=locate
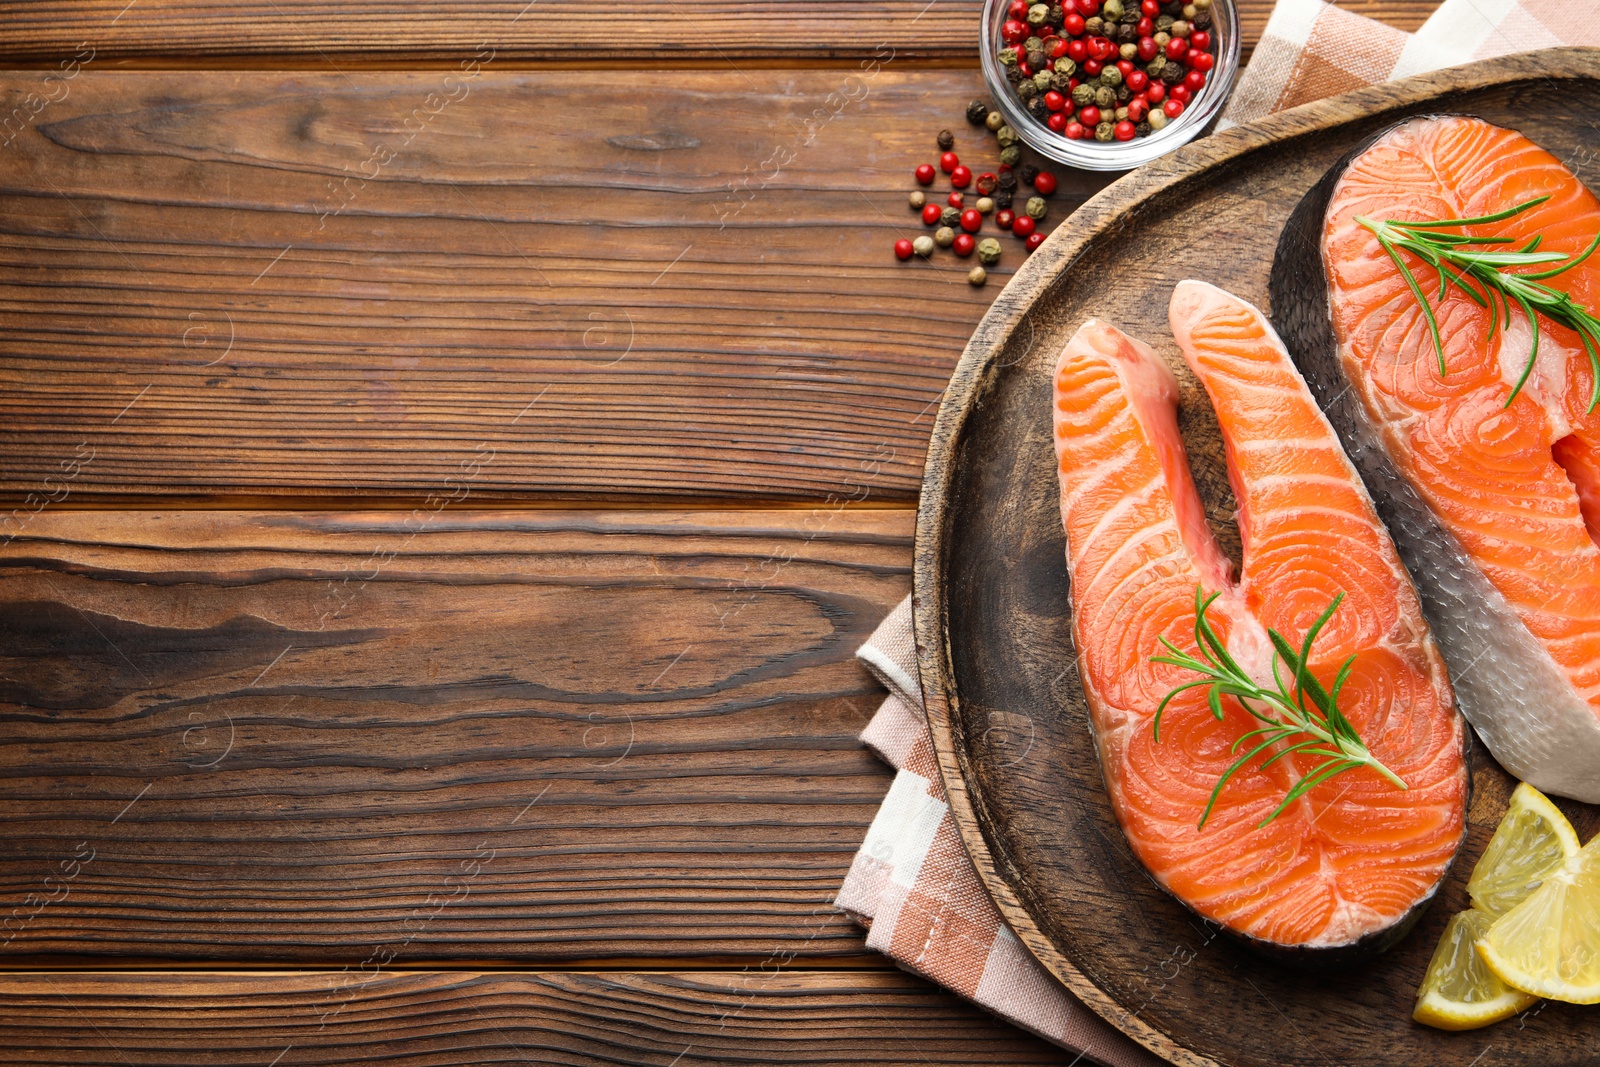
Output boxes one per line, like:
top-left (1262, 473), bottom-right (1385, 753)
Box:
top-left (1467, 782), bottom-right (1582, 918)
top-left (1414, 909), bottom-right (1539, 1029)
top-left (1477, 834), bottom-right (1600, 1005)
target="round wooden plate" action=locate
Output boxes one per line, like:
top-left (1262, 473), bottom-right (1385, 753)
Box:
top-left (914, 47), bottom-right (1600, 1067)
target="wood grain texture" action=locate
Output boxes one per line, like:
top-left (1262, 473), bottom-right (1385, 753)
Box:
top-left (0, 970), bottom-right (1062, 1064)
top-left (0, 507), bottom-right (908, 961)
top-left (914, 49), bottom-right (1600, 1067)
top-left (0, 69), bottom-right (1114, 506)
top-left (0, 1), bottom-right (1439, 65)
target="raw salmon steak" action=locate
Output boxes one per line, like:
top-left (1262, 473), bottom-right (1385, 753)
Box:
top-left (1272, 115), bottom-right (1600, 803)
top-left (1052, 282), bottom-right (1468, 955)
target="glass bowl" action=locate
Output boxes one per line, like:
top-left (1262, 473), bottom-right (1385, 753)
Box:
top-left (979, 0), bottom-right (1241, 171)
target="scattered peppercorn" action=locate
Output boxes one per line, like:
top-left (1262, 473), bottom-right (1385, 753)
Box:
top-left (913, 235), bottom-right (935, 257)
top-left (1025, 232), bottom-right (1045, 252)
top-left (953, 232), bottom-right (976, 257)
top-left (975, 172), bottom-right (999, 195)
top-left (1011, 214), bottom-right (1036, 239)
top-left (922, 203), bottom-right (943, 226)
top-left (960, 208), bottom-right (983, 233)
top-left (995, 190), bottom-right (1014, 211)
top-left (1033, 171), bottom-right (1058, 195)
top-left (999, 144), bottom-right (1021, 166)
top-left (935, 226), bottom-right (957, 248)
top-left (968, 265), bottom-right (988, 287)
top-left (915, 164), bottom-right (935, 185)
top-left (978, 238), bottom-right (1002, 265)
top-left (940, 151), bottom-right (960, 173)
top-left (937, 129), bottom-right (955, 150)
top-left (976, 196), bottom-right (995, 215)
top-left (995, 209), bottom-right (1016, 231)
top-left (986, 110), bottom-right (1005, 131)
top-left (948, 191), bottom-right (965, 208)
top-left (950, 165), bottom-right (973, 188)
top-left (894, 239), bottom-right (914, 261)
top-left (1025, 196), bottom-right (1048, 220)
top-left (909, 190), bottom-right (927, 211)
top-left (967, 99), bottom-right (990, 125)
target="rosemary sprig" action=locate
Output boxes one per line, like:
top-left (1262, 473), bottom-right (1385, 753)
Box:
top-left (1354, 197), bottom-right (1600, 412)
top-left (1150, 586), bottom-right (1407, 831)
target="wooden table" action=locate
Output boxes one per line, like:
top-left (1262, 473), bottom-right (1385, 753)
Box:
top-left (0, 2), bottom-right (1438, 1062)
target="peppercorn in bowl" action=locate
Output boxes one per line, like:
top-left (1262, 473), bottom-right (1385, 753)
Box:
top-left (980, 0), bottom-right (1239, 171)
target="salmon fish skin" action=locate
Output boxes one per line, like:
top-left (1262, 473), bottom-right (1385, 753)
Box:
top-left (1053, 283), bottom-right (1468, 961)
top-left (1271, 115), bottom-right (1600, 804)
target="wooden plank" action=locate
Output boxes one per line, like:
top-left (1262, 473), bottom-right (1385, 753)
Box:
top-left (0, 1), bottom-right (1442, 65)
top-left (0, 508), bottom-right (909, 961)
top-left (0, 69), bottom-right (1099, 505)
top-left (0, 970), bottom-right (1062, 1064)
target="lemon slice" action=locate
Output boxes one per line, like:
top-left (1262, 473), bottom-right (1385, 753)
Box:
top-left (1467, 782), bottom-right (1582, 918)
top-left (1414, 909), bottom-right (1539, 1029)
top-left (1478, 835), bottom-right (1600, 1005)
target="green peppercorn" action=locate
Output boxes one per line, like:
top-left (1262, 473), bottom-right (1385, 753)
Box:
top-left (1047, 4), bottom-right (1065, 24)
top-left (937, 129), bottom-right (955, 150)
top-left (1034, 71), bottom-right (1053, 91)
top-left (1101, 0), bottom-right (1123, 18)
top-left (1101, 65), bottom-right (1123, 87)
top-left (912, 235), bottom-right (935, 258)
top-left (941, 205), bottom-right (962, 227)
top-left (1016, 79), bottom-right (1038, 101)
top-left (909, 190), bottom-right (926, 211)
top-left (1095, 121), bottom-right (1115, 142)
top-left (975, 196), bottom-right (995, 215)
top-left (986, 110), bottom-right (1005, 131)
top-left (1095, 86), bottom-right (1115, 108)
top-left (977, 237), bottom-right (1002, 266)
top-left (1025, 37), bottom-right (1045, 60)
top-left (1072, 83), bottom-right (1096, 106)
top-left (999, 144), bottom-right (1021, 166)
top-left (1147, 110), bottom-right (1168, 131)
top-left (966, 99), bottom-right (990, 125)
top-left (1027, 2), bottom-right (1049, 23)
top-left (968, 266), bottom-right (987, 287)
top-left (934, 226), bottom-right (956, 248)
top-left (996, 125), bottom-right (1019, 147)
top-left (1156, 14), bottom-right (1174, 30)
top-left (1147, 56), bottom-right (1167, 77)
top-left (1084, 15), bottom-right (1103, 34)
top-left (999, 48), bottom-right (1019, 68)
top-left (1025, 196), bottom-right (1047, 221)
top-left (1052, 60), bottom-right (1076, 84)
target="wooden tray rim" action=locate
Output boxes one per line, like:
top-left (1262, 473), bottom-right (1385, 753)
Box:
top-left (911, 45), bottom-right (1600, 1067)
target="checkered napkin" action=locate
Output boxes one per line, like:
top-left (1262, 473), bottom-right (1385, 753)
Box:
top-left (836, 3), bottom-right (1596, 1062)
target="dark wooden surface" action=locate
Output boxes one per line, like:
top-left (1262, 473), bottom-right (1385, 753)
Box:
top-left (915, 49), bottom-right (1600, 1067)
top-left (0, 1), bottom-right (1455, 1063)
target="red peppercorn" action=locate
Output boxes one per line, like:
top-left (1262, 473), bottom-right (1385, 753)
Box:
top-left (894, 239), bottom-right (914, 261)
top-left (1127, 97), bottom-right (1148, 122)
top-left (1145, 81), bottom-right (1166, 103)
top-left (1137, 36), bottom-right (1159, 61)
top-left (960, 208), bottom-right (982, 233)
top-left (1078, 104), bottom-right (1101, 127)
top-left (1066, 38), bottom-right (1088, 63)
top-left (947, 191), bottom-right (965, 207)
top-left (1025, 232), bottom-right (1045, 252)
top-left (1114, 120), bottom-right (1136, 141)
top-left (1136, 16), bottom-right (1153, 35)
top-left (1033, 171), bottom-right (1057, 196)
top-left (1042, 35), bottom-right (1064, 58)
top-left (1140, 0), bottom-right (1159, 15)
top-left (915, 164), bottom-right (935, 185)
top-left (940, 151), bottom-right (959, 174)
top-left (1041, 90), bottom-right (1064, 113)
top-left (1184, 69), bottom-right (1206, 92)
top-left (1002, 19), bottom-right (1029, 43)
top-left (1011, 214), bottom-right (1037, 239)
top-left (1165, 36), bottom-right (1188, 60)
top-left (1189, 50), bottom-right (1214, 73)
top-left (1073, 0), bottom-right (1100, 15)
top-left (1047, 112), bottom-right (1068, 133)
top-left (1163, 98), bottom-right (1185, 118)
top-left (1064, 121), bottom-right (1086, 140)
top-left (995, 209), bottom-right (1016, 231)
top-left (950, 165), bottom-right (972, 188)
top-left (952, 232), bottom-right (976, 257)
top-left (1170, 83), bottom-right (1192, 104)
top-left (1189, 30), bottom-right (1211, 52)
top-left (1007, 0), bottom-right (1028, 18)
top-left (1063, 11), bottom-right (1085, 34)
top-left (922, 203), bottom-right (943, 226)
top-left (1083, 58), bottom-right (1103, 76)
top-left (1125, 69), bottom-right (1148, 92)
top-left (975, 172), bottom-right (998, 195)
top-left (1089, 35), bottom-right (1115, 61)
top-left (1019, 60), bottom-right (1035, 77)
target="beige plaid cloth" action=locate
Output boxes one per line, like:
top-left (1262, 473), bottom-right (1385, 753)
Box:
top-left (836, 2), bottom-right (1597, 1062)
